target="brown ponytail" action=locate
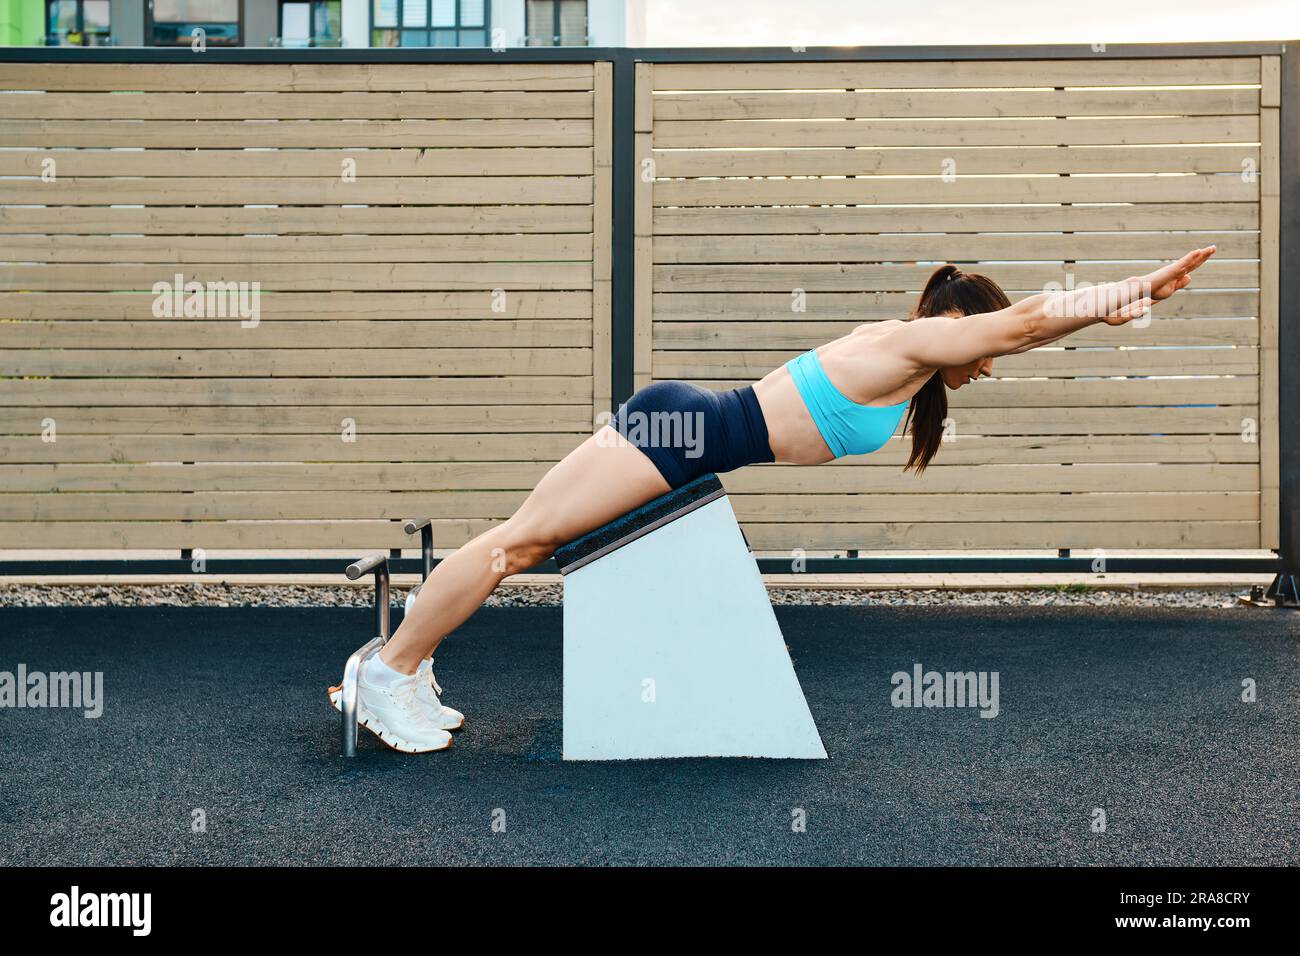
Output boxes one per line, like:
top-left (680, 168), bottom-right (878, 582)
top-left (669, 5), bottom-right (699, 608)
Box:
top-left (901, 265), bottom-right (1011, 475)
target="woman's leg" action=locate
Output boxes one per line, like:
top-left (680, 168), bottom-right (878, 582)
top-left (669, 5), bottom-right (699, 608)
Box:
top-left (379, 426), bottom-right (671, 674)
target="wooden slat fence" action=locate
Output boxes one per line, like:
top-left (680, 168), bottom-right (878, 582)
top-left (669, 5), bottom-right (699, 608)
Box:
top-left (0, 62), bottom-right (612, 550)
top-left (636, 56), bottom-right (1278, 552)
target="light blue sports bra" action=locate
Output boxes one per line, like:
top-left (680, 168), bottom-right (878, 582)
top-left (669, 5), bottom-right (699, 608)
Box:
top-left (785, 348), bottom-right (909, 459)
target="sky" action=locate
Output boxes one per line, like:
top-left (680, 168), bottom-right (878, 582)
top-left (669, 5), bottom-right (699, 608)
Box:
top-left (642, 0), bottom-right (1299, 46)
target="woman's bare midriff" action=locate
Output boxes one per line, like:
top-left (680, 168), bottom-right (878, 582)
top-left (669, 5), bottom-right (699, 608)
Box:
top-left (751, 320), bottom-right (928, 465)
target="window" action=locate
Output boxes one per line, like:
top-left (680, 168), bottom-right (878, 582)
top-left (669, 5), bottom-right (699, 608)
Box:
top-left (371, 0), bottom-right (488, 47)
top-left (525, 0), bottom-right (586, 46)
top-left (279, 0), bottom-right (341, 47)
top-left (148, 0), bottom-right (242, 47)
top-left (46, 0), bottom-right (111, 46)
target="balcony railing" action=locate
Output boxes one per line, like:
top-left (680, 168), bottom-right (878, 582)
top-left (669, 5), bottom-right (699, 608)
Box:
top-left (44, 33), bottom-right (114, 46)
top-left (270, 36), bottom-right (345, 48)
top-left (521, 34), bottom-right (592, 47)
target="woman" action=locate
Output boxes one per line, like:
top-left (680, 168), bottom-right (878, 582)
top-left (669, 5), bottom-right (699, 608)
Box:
top-left (333, 246), bottom-right (1217, 753)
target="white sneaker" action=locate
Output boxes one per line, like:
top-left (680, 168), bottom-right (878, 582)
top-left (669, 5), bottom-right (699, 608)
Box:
top-left (416, 659), bottom-right (465, 731)
top-left (328, 665), bottom-right (452, 754)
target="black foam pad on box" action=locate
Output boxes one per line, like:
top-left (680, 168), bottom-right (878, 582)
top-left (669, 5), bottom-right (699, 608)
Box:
top-left (553, 473), bottom-right (725, 574)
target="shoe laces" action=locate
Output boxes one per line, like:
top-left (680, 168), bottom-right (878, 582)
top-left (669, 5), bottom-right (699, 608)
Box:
top-left (419, 660), bottom-right (444, 697)
top-left (393, 678), bottom-right (429, 722)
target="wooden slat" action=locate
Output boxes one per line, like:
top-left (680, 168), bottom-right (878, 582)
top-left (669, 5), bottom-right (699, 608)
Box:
top-left (0, 491), bottom-right (534, 522)
top-left (680, 378), bottom-right (1260, 407)
top-left (0, 147), bottom-right (593, 178)
top-left (0, 176), bottom-right (594, 206)
top-left (654, 88), bottom-right (1258, 120)
top-left (652, 116), bottom-right (1259, 149)
top-left (1, 262), bottom-right (592, 292)
top-left (3, 348), bottom-right (592, 378)
top-left (652, 59), bottom-right (1262, 91)
top-left (655, 291), bottom-right (1256, 321)
top-left (644, 431), bottom-right (1259, 467)
top-left (0, 119), bottom-right (594, 148)
top-left (654, 146), bottom-right (1259, 178)
top-left (0, 462), bottom-right (553, 492)
top-left (0, 520), bottom-right (492, 550)
top-left (0, 404), bottom-right (591, 434)
top-left (890, 405), bottom-right (1260, 437)
top-left (655, 233), bottom-right (1259, 264)
top-left (4, 235), bottom-right (594, 264)
top-left (0, 320), bottom-right (591, 349)
top-left (0, 433), bottom-right (585, 464)
top-left (0, 376), bottom-right (593, 406)
top-left (654, 347), bottom-right (1258, 381)
top-left (731, 521), bottom-right (1261, 551)
top-left (653, 261), bottom-right (1257, 293)
top-left (724, 463), bottom-right (1258, 494)
top-left (0, 291), bottom-right (593, 320)
top-left (0, 205), bottom-right (593, 235)
top-left (653, 174), bottom-right (1257, 207)
top-left (0, 91), bottom-right (594, 120)
top-left (753, 405), bottom-right (1255, 436)
top-left (654, 203), bottom-right (1260, 234)
top-left (653, 318), bottom-right (1259, 349)
top-left (0, 63), bottom-right (597, 92)
top-left (729, 492), bottom-right (1258, 523)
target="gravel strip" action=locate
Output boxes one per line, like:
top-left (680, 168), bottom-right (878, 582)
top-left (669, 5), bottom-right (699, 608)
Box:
top-left (0, 582), bottom-right (1258, 609)
top-left (767, 587), bottom-right (1246, 609)
top-left (0, 582), bottom-right (559, 609)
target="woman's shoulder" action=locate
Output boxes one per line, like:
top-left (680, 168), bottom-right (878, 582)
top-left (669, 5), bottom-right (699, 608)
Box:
top-left (850, 318), bottom-right (907, 338)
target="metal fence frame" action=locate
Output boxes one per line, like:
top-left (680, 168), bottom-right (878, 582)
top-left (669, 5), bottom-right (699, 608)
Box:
top-left (0, 41), bottom-right (1295, 584)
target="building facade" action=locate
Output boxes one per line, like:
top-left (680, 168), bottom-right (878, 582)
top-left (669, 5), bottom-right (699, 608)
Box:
top-left (0, 0), bottom-right (645, 47)
top-left (0, 0), bottom-right (45, 45)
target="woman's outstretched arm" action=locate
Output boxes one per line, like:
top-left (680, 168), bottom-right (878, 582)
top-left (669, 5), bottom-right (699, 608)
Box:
top-left (886, 246), bottom-right (1217, 367)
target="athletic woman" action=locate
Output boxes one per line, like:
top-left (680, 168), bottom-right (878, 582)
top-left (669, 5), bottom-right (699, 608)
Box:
top-left (332, 245), bottom-right (1217, 752)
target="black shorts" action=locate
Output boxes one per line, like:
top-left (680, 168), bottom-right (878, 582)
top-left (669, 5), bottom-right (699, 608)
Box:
top-left (606, 381), bottom-right (775, 489)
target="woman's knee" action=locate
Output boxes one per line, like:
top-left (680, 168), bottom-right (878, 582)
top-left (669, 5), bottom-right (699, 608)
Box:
top-left (493, 518), bottom-right (562, 577)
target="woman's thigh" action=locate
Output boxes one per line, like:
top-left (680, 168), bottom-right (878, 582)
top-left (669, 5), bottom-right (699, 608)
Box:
top-left (512, 426), bottom-right (672, 546)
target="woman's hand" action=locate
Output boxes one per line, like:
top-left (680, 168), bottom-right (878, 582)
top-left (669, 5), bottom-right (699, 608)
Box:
top-left (1101, 295), bottom-right (1155, 326)
top-left (1144, 245), bottom-right (1216, 301)
top-left (1100, 245), bottom-right (1216, 326)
